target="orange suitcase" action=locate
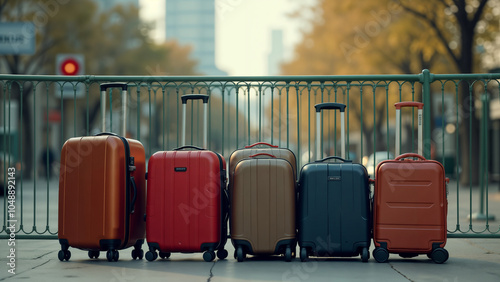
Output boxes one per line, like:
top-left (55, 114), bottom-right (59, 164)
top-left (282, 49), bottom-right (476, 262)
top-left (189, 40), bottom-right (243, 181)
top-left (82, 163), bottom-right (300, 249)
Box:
top-left (58, 83), bottom-right (146, 262)
top-left (373, 102), bottom-right (449, 263)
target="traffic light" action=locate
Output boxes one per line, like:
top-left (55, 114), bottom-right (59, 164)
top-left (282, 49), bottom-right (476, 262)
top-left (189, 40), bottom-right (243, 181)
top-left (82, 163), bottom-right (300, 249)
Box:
top-left (56, 54), bottom-right (84, 98)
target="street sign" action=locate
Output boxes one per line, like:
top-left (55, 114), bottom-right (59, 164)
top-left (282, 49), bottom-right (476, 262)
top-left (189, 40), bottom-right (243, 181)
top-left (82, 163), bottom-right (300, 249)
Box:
top-left (0, 22), bottom-right (35, 55)
top-left (55, 54), bottom-right (85, 98)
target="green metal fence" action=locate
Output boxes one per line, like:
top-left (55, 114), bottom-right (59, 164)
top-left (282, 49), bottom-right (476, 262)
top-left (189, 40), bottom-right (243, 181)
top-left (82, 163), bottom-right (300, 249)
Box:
top-left (1, 70), bottom-right (499, 239)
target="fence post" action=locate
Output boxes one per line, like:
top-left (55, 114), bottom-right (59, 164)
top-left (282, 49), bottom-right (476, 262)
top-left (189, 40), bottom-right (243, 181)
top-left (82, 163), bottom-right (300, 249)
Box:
top-left (421, 69), bottom-right (432, 159)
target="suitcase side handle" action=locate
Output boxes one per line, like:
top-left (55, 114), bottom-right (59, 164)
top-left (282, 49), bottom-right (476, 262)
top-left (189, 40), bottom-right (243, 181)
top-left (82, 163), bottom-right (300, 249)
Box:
top-left (249, 153), bottom-right (277, 158)
top-left (395, 153), bottom-right (426, 161)
top-left (245, 142), bottom-right (278, 148)
top-left (130, 176), bottom-right (137, 214)
top-left (174, 145), bottom-right (206, 151)
top-left (315, 156), bottom-right (352, 163)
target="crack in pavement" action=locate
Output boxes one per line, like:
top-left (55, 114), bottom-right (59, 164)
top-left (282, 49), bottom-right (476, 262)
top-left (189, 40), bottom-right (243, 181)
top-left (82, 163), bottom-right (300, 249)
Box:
top-left (207, 261), bottom-right (216, 282)
top-left (389, 263), bottom-right (414, 282)
top-left (0, 259), bottom-right (51, 281)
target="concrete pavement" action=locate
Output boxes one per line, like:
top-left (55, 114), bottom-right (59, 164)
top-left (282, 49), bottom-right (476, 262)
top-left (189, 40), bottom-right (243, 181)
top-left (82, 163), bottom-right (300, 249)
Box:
top-left (1, 179), bottom-right (499, 281)
top-left (0, 237), bottom-right (499, 281)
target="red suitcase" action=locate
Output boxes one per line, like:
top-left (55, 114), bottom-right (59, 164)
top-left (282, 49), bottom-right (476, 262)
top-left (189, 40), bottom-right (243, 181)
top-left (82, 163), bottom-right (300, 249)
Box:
top-left (58, 83), bottom-right (146, 262)
top-left (145, 94), bottom-right (228, 262)
top-left (373, 101), bottom-right (449, 264)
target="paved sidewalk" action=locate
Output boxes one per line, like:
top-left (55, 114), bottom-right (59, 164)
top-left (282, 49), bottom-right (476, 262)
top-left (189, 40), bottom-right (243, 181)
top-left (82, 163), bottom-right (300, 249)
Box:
top-left (1, 237), bottom-right (499, 282)
top-left (1, 180), bottom-right (499, 281)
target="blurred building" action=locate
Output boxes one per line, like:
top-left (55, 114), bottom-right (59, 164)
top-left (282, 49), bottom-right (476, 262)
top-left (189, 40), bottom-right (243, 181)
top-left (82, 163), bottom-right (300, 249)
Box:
top-left (267, 29), bottom-right (284, 75)
top-left (95, 0), bottom-right (139, 10)
top-left (165, 0), bottom-right (226, 75)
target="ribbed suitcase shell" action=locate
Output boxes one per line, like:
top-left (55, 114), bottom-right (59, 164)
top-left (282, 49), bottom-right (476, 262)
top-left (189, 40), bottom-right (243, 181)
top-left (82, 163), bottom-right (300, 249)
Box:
top-left (229, 144), bottom-right (297, 184)
top-left (373, 159), bottom-right (447, 253)
top-left (58, 135), bottom-right (146, 252)
top-left (298, 161), bottom-right (371, 260)
top-left (146, 150), bottom-right (227, 254)
top-left (230, 157), bottom-right (296, 259)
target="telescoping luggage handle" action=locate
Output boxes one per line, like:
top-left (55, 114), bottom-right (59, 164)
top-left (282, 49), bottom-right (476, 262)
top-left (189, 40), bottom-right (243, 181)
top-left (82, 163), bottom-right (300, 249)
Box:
top-left (181, 94), bottom-right (209, 148)
top-left (100, 83), bottom-right (128, 136)
top-left (395, 102), bottom-right (423, 156)
top-left (314, 102), bottom-right (346, 160)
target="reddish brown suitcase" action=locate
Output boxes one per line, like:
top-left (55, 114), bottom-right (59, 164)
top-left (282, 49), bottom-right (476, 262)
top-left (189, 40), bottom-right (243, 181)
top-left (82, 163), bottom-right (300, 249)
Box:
top-left (373, 101), bottom-right (449, 264)
top-left (58, 83), bottom-right (146, 262)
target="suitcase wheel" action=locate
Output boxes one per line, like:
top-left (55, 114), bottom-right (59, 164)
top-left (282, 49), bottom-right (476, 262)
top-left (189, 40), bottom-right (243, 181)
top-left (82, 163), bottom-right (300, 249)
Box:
top-left (159, 251), bottom-right (171, 259)
top-left (58, 250), bottom-right (71, 262)
top-left (361, 247), bottom-right (370, 262)
top-left (236, 246), bottom-right (245, 262)
top-left (284, 246), bottom-right (292, 262)
top-left (88, 250), bottom-right (100, 259)
top-left (217, 249), bottom-right (228, 260)
top-left (145, 250), bottom-right (158, 261)
top-left (430, 248), bottom-right (449, 264)
top-left (373, 247), bottom-right (389, 263)
top-left (131, 249), bottom-right (144, 260)
top-left (106, 249), bottom-right (119, 262)
top-left (203, 250), bottom-right (216, 262)
top-left (300, 247), bottom-right (309, 262)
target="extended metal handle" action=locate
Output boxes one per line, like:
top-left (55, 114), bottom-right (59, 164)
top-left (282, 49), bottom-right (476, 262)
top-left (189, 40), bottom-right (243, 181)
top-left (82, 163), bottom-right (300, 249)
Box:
top-left (395, 101), bottom-right (423, 156)
top-left (100, 82), bottom-right (128, 136)
top-left (181, 94), bottom-right (209, 148)
top-left (315, 102), bottom-right (346, 160)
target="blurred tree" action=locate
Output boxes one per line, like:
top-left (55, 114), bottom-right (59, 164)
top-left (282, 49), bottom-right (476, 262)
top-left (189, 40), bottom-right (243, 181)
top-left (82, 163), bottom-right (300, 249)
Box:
top-left (281, 0), bottom-right (497, 183)
top-left (0, 0), bottom-right (197, 176)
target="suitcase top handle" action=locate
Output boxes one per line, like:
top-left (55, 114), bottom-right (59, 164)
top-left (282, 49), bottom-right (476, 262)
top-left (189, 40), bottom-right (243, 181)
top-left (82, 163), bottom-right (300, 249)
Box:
top-left (245, 142), bottom-right (278, 148)
top-left (174, 145), bottom-right (205, 151)
top-left (314, 102), bottom-right (346, 112)
top-left (394, 101), bottom-right (423, 109)
top-left (395, 153), bottom-right (426, 161)
top-left (315, 156), bottom-right (352, 163)
top-left (249, 153), bottom-right (277, 158)
top-left (100, 82), bottom-right (128, 91)
top-left (181, 94), bottom-right (209, 104)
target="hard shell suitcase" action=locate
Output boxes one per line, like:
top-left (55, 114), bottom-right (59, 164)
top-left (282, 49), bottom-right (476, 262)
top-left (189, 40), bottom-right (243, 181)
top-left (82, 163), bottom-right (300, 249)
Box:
top-left (373, 102), bottom-right (449, 264)
top-left (229, 142), bottom-right (297, 184)
top-left (230, 153), bottom-right (296, 262)
top-left (297, 103), bottom-right (371, 262)
top-left (145, 94), bottom-right (229, 262)
top-left (58, 83), bottom-right (146, 262)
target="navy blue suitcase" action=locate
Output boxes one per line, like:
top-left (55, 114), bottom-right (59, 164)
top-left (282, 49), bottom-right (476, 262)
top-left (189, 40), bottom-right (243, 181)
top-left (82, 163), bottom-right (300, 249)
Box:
top-left (298, 103), bottom-right (371, 262)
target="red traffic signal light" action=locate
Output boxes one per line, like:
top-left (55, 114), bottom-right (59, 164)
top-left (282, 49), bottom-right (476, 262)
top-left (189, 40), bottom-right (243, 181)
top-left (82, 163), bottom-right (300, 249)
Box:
top-left (60, 58), bottom-right (80, 75)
